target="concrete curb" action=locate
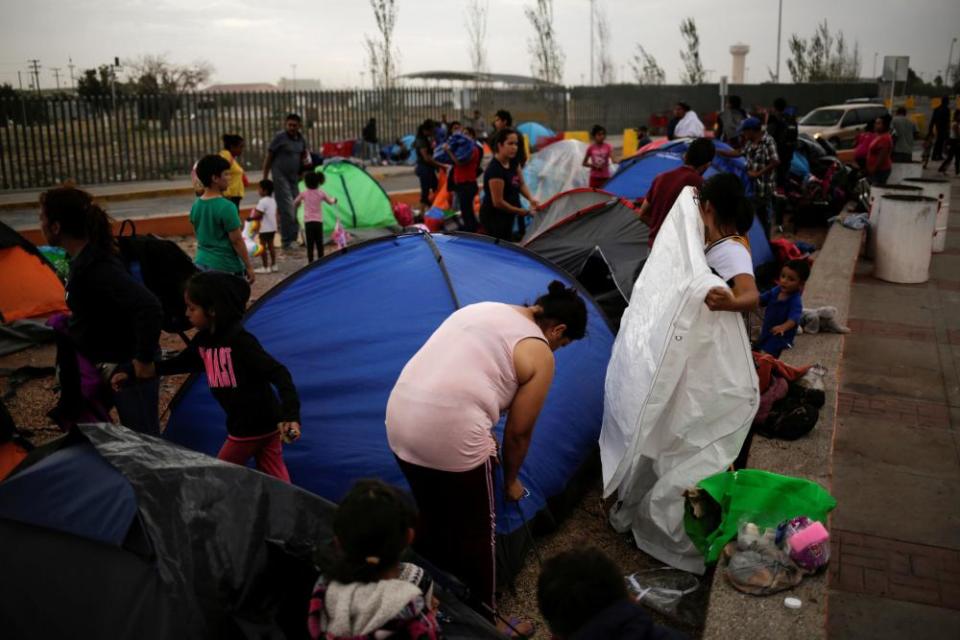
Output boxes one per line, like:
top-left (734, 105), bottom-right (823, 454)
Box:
top-left (701, 222), bottom-right (864, 640)
top-left (15, 189), bottom-right (423, 246)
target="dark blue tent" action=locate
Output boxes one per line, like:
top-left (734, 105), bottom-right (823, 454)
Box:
top-left (0, 424), bottom-right (501, 639)
top-left (603, 139), bottom-right (774, 269)
top-left (165, 232), bottom-right (615, 543)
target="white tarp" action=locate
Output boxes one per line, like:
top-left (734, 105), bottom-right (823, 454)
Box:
top-left (599, 187), bottom-right (758, 574)
top-left (524, 140), bottom-right (619, 203)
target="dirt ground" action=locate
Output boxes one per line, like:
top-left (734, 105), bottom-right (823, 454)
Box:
top-left (2, 220), bottom-right (828, 639)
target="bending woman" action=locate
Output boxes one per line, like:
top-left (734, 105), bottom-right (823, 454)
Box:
top-left (479, 127), bottom-right (538, 241)
top-left (385, 281), bottom-right (586, 633)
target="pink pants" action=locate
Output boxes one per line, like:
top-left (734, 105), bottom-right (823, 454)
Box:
top-left (217, 432), bottom-right (290, 482)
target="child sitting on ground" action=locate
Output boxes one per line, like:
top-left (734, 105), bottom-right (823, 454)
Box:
top-left (111, 271), bottom-right (301, 481)
top-left (538, 547), bottom-right (687, 639)
top-left (755, 259), bottom-right (810, 358)
top-left (308, 479), bottom-right (441, 640)
top-left (583, 124), bottom-right (614, 189)
top-left (293, 171), bottom-right (338, 264)
top-left (252, 179), bottom-right (278, 274)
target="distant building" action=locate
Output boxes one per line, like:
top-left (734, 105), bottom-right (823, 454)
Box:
top-left (278, 78), bottom-right (322, 91)
top-left (203, 82), bottom-right (278, 92)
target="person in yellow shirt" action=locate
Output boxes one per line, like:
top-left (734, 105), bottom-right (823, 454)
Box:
top-left (219, 134), bottom-right (247, 211)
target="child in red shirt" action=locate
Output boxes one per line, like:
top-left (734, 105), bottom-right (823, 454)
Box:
top-left (583, 125), bottom-right (614, 189)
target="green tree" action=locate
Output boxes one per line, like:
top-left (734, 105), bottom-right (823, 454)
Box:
top-left (631, 45), bottom-right (665, 85)
top-left (526, 0), bottom-right (565, 85)
top-left (786, 20), bottom-right (861, 82)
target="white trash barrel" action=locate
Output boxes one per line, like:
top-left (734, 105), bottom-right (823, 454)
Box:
top-left (874, 195), bottom-right (938, 284)
top-left (889, 162), bottom-right (922, 185)
top-left (867, 184), bottom-right (922, 258)
top-left (904, 177), bottom-right (951, 253)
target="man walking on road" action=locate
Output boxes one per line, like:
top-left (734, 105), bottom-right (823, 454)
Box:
top-left (891, 107), bottom-right (919, 163)
top-left (263, 113), bottom-right (310, 249)
top-left (929, 96), bottom-right (951, 161)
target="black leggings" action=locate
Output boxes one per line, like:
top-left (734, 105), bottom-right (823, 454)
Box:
top-left (415, 165), bottom-right (438, 207)
top-left (304, 221), bottom-right (323, 263)
top-left (396, 456), bottom-right (496, 620)
top-left (939, 140), bottom-right (960, 174)
top-left (455, 181), bottom-right (479, 232)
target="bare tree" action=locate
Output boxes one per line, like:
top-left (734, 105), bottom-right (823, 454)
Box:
top-left (786, 20), bottom-right (861, 82)
top-left (595, 3), bottom-right (615, 85)
top-left (630, 45), bottom-right (665, 85)
top-left (365, 0), bottom-right (399, 91)
top-left (679, 18), bottom-right (705, 85)
top-left (525, 0), bottom-right (565, 85)
top-left (465, 0), bottom-right (489, 90)
top-left (125, 54), bottom-right (213, 92)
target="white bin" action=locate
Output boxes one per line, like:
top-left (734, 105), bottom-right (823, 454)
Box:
top-left (904, 178), bottom-right (951, 253)
top-left (874, 195), bottom-right (938, 284)
top-left (889, 162), bottom-right (922, 185)
top-left (867, 184), bottom-right (922, 258)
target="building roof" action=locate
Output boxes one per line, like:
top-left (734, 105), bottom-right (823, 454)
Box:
top-left (399, 71), bottom-right (561, 87)
top-left (202, 83), bottom-right (278, 92)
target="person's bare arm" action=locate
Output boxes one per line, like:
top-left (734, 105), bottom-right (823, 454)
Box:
top-left (771, 319), bottom-right (798, 336)
top-left (228, 227), bottom-right (256, 283)
top-left (262, 151), bottom-right (274, 180)
top-left (502, 338), bottom-right (555, 501)
top-left (717, 147), bottom-right (742, 158)
top-left (705, 273), bottom-right (759, 312)
top-left (419, 145), bottom-right (444, 170)
top-left (488, 178), bottom-right (528, 216)
top-left (582, 148), bottom-right (592, 168)
top-left (517, 170), bottom-right (539, 209)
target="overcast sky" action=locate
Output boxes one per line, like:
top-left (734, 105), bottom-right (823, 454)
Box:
top-left (2, 0), bottom-right (959, 89)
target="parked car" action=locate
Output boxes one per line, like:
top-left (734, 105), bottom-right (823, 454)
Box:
top-left (797, 103), bottom-right (888, 150)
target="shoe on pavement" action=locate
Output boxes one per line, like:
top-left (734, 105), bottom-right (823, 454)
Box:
top-left (254, 267), bottom-right (270, 274)
top-left (271, 264), bottom-right (279, 272)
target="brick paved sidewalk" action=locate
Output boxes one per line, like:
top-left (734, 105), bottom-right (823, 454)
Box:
top-left (828, 180), bottom-right (960, 638)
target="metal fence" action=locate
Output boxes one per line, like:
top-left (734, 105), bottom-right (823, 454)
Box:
top-left (0, 82), bottom-right (878, 190)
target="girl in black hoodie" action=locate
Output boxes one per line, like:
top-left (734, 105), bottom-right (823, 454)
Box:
top-left (113, 271), bottom-right (301, 481)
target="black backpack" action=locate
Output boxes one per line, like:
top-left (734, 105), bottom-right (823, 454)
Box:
top-left (116, 220), bottom-right (198, 339)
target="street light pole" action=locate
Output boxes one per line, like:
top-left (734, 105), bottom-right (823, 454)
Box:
top-left (948, 38), bottom-right (958, 85)
top-left (775, 0), bottom-right (783, 82)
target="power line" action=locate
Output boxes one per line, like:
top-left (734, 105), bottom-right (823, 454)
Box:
top-left (27, 59), bottom-right (41, 94)
top-left (68, 56), bottom-right (76, 89)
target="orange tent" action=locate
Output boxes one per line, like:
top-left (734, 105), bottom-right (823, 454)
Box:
top-left (0, 222), bottom-right (68, 323)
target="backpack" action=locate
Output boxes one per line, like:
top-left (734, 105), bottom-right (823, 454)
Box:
top-left (115, 220), bottom-right (198, 338)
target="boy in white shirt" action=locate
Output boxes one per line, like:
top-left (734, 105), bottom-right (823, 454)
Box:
top-left (253, 180), bottom-right (279, 273)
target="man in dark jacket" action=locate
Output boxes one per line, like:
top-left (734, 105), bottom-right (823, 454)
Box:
top-left (538, 548), bottom-right (687, 639)
top-left (929, 95), bottom-right (951, 161)
top-left (767, 97), bottom-right (797, 190)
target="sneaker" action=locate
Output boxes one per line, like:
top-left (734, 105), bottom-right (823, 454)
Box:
top-left (271, 264), bottom-right (279, 272)
top-left (254, 267), bottom-right (270, 274)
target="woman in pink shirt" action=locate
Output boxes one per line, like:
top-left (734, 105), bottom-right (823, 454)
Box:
top-left (293, 171), bottom-right (337, 263)
top-left (385, 281), bottom-right (587, 632)
top-left (583, 124), bottom-right (614, 189)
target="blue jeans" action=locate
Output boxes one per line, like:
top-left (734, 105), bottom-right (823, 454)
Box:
top-left (113, 375), bottom-right (160, 436)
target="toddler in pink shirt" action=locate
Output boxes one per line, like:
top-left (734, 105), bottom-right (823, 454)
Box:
top-left (294, 171), bottom-right (338, 263)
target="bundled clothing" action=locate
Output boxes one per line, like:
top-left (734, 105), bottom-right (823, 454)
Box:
top-left (673, 111), bottom-right (705, 138)
top-left (307, 563), bottom-right (440, 640)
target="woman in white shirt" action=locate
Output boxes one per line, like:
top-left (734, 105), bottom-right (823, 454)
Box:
top-left (698, 174), bottom-right (759, 312)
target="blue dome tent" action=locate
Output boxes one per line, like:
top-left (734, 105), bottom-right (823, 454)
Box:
top-left (517, 122), bottom-right (556, 148)
top-left (603, 139), bottom-right (774, 268)
top-left (165, 231), bottom-right (615, 574)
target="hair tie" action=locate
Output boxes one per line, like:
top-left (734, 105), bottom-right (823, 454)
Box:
top-left (365, 556), bottom-right (380, 565)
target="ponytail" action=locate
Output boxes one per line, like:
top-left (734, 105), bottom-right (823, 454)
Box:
top-left (324, 480), bottom-right (415, 585)
top-left (40, 186), bottom-right (115, 254)
top-left (533, 280), bottom-right (588, 341)
top-left (700, 173), bottom-right (752, 235)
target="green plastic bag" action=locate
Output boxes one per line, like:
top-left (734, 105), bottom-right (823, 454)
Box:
top-left (684, 469), bottom-right (837, 565)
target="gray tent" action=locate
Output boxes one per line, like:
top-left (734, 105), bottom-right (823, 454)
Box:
top-left (523, 188), bottom-right (650, 322)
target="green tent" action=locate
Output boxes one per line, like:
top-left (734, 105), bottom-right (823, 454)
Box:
top-left (297, 160), bottom-right (397, 234)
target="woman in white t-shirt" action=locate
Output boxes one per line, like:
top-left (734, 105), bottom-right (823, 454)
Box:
top-left (698, 174), bottom-right (759, 312)
top-left (253, 179), bottom-right (279, 273)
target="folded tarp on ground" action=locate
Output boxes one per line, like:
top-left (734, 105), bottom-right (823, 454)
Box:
top-left (600, 187), bottom-right (759, 574)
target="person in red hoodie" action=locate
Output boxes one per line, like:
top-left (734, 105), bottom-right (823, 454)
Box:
top-left (866, 115), bottom-right (894, 186)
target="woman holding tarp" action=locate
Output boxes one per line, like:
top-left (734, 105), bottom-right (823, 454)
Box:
top-left (479, 128), bottom-right (538, 241)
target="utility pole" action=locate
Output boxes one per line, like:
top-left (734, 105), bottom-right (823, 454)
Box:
top-left (948, 38), bottom-right (958, 86)
top-left (291, 64), bottom-right (297, 91)
top-left (589, 0), bottom-right (595, 85)
top-left (774, 0), bottom-right (783, 82)
top-left (27, 59), bottom-right (41, 95)
top-left (873, 52), bottom-right (878, 79)
top-left (51, 67), bottom-right (62, 90)
top-left (68, 57), bottom-right (76, 89)
top-left (17, 71), bottom-right (23, 90)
